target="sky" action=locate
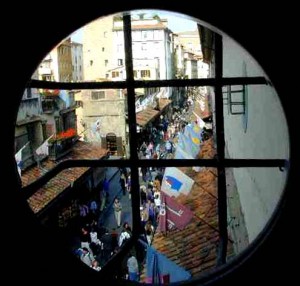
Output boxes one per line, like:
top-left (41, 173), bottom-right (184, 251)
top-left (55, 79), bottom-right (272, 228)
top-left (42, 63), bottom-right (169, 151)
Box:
top-left (71, 12), bottom-right (197, 43)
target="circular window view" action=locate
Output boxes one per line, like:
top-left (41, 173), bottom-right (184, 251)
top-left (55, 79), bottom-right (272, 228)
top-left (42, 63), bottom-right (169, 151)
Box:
top-left (15, 9), bottom-right (290, 284)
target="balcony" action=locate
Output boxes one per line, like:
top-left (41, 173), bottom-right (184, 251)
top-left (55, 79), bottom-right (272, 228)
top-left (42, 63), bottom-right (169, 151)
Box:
top-left (48, 137), bottom-right (75, 160)
top-left (48, 129), bottom-right (78, 160)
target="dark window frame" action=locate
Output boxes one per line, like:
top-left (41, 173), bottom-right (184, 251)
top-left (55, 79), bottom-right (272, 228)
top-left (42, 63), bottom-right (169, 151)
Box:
top-left (24, 14), bottom-right (286, 278)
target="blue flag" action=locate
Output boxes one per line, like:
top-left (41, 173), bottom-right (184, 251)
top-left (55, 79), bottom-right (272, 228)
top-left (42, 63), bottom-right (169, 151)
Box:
top-left (165, 175), bottom-right (183, 191)
top-left (146, 245), bottom-right (191, 283)
top-left (161, 167), bottom-right (194, 197)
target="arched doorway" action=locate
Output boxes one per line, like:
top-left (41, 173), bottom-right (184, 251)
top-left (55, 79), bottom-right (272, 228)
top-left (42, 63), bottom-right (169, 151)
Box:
top-left (106, 132), bottom-right (117, 156)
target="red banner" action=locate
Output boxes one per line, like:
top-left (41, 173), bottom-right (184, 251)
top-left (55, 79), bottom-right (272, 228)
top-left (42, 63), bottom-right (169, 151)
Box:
top-left (158, 191), bottom-right (193, 232)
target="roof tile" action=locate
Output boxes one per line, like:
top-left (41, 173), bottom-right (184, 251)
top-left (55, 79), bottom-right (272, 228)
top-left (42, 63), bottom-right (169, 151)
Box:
top-left (22, 141), bottom-right (108, 214)
top-left (142, 138), bottom-right (234, 281)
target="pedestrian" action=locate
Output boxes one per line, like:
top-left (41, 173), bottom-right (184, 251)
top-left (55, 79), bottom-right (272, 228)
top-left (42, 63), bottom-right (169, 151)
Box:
top-left (80, 247), bottom-right (95, 268)
top-left (127, 175), bottom-right (131, 199)
top-left (127, 252), bottom-right (139, 282)
top-left (113, 198), bottom-right (122, 227)
top-left (118, 226), bottom-right (131, 247)
top-left (100, 177), bottom-right (109, 211)
top-left (145, 220), bottom-right (155, 245)
top-left (80, 226), bottom-right (94, 257)
top-left (120, 172), bottom-right (127, 196)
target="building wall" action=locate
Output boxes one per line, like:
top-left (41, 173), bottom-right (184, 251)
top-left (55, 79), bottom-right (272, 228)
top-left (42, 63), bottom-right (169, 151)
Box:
top-left (17, 97), bottom-right (41, 122)
top-left (184, 58), bottom-right (198, 79)
top-left (57, 39), bottom-right (72, 82)
top-left (42, 114), bottom-right (56, 135)
top-left (16, 70), bottom-right (42, 132)
top-left (38, 39), bottom-right (72, 82)
top-left (197, 61), bottom-right (209, 78)
top-left (83, 16), bottom-right (114, 81)
top-left (74, 91), bottom-right (84, 140)
top-left (81, 90), bottom-right (126, 141)
top-left (223, 35), bottom-right (290, 242)
top-left (177, 31), bottom-right (202, 56)
top-left (71, 42), bottom-right (83, 81)
top-left (113, 19), bottom-right (171, 80)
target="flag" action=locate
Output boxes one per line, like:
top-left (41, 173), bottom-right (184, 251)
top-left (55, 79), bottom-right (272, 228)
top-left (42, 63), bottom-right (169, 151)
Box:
top-left (177, 132), bottom-right (199, 158)
top-left (158, 191), bottom-right (194, 232)
top-left (174, 144), bottom-right (193, 160)
top-left (145, 245), bottom-right (191, 284)
top-left (184, 123), bottom-right (201, 146)
top-left (35, 135), bottom-right (54, 157)
top-left (15, 141), bottom-right (30, 176)
top-left (165, 176), bottom-right (182, 191)
top-left (174, 146), bottom-right (202, 172)
top-left (161, 167), bottom-right (194, 197)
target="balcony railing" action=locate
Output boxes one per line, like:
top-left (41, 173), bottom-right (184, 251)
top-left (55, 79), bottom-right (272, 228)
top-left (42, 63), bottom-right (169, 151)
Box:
top-left (48, 136), bottom-right (77, 160)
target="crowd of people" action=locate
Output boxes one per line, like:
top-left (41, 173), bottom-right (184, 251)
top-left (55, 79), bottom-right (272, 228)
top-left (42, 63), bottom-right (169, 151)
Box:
top-left (72, 97), bottom-right (213, 281)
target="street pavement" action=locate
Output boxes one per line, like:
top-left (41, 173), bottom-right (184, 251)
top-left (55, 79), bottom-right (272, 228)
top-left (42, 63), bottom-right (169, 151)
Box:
top-left (99, 167), bottom-right (132, 236)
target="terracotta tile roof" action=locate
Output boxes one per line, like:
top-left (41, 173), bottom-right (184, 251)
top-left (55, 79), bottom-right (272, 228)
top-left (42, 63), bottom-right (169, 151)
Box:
top-left (141, 138), bottom-right (233, 280)
top-left (136, 98), bottom-right (172, 127)
top-left (131, 23), bottom-right (167, 30)
top-left (22, 141), bottom-right (108, 214)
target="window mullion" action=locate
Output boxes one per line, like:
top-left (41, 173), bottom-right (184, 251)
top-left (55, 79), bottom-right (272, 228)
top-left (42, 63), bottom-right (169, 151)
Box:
top-left (215, 33), bottom-right (228, 265)
top-left (123, 15), bottom-right (142, 236)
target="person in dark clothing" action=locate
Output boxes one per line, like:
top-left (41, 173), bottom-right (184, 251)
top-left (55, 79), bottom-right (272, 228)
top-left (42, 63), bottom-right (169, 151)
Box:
top-left (120, 172), bottom-right (127, 196)
top-left (100, 231), bottom-right (114, 265)
top-left (80, 226), bottom-right (94, 256)
top-left (100, 177), bottom-right (109, 211)
top-left (155, 173), bottom-right (163, 186)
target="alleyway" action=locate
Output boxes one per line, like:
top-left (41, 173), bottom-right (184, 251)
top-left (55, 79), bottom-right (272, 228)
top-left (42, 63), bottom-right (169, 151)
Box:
top-left (99, 167), bottom-right (132, 235)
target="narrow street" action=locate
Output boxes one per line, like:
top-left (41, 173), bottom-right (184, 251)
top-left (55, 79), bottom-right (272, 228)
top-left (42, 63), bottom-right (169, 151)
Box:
top-left (99, 167), bottom-right (132, 235)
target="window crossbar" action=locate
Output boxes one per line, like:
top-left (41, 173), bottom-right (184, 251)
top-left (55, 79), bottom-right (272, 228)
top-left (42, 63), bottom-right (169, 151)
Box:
top-left (28, 77), bottom-right (268, 90)
top-left (21, 158), bottom-right (286, 200)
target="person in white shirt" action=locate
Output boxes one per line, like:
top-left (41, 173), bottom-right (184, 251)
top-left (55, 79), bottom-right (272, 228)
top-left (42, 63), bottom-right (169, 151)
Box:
top-left (127, 253), bottom-right (139, 282)
top-left (153, 189), bottom-right (161, 208)
top-left (80, 247), bottom-right (95, 268)
top-left (113, 198), bottom-right (122, 227)
top-left (118, 229), bottom-right (131, 247)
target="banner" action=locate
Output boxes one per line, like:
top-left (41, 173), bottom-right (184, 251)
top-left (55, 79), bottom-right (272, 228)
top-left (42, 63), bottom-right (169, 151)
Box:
top-left (158, 191), bottom-right (193, 232)
top-left (184, 123), bottom-right (201, 146)
top-left (35, 135), bottom-right (54, 157)
top-left (177, 133), bottom-right (199, 158)
top-left (145, 245), bottom-right (191, 284)
top-left (15, 141), bottom-right (30, 176)
top-left (174, 144), bottom-right (193, 160)
top-left (161, 167), bottom-right (194, 197)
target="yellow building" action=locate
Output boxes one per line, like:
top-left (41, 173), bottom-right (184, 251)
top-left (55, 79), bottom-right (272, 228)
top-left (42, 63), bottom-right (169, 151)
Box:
top-left (38, 38), bottom-right (73, 82)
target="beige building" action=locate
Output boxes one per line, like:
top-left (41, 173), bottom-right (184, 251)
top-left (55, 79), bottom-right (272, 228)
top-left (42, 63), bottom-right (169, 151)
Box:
top-left (80, 88), bottom-right (126, 156)
top-left (174, 30), bottom-right (208, 79)
top-left (176, 30), bottom-right (202, 56)
top-left (71, 41), bottom-right (83, 82)
top-left (38, 38), bottom-right (73, 82)
top-left (82, 15), bottom-right (126, 156)
top-left (83, 16), bottom-right (114, 81)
